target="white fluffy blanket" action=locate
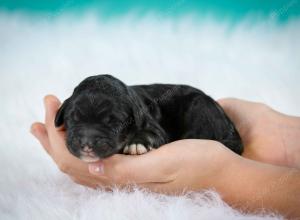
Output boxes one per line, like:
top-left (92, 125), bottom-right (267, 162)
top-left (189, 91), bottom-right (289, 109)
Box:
top-left (0, 11), bottom-right (299, 220)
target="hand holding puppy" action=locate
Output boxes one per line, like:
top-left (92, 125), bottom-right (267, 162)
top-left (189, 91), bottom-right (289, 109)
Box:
top-left (31, 95), bottom-right (300, 218)
top-left (31, 95), bottom-right (236, 192)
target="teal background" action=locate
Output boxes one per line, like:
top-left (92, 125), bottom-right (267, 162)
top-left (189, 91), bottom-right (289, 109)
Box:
top-left (1, 0), bottom-right (300, 22)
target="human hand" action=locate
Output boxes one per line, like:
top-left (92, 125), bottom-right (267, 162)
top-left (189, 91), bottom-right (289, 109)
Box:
top-left (31, 96), bottom-right (300, 218)
top-left (31, 95), bottom-right (115, 188)
top-left (31, 95), bottom-right (240, 193)
top-left (217, 98), bottom-right (300, 168)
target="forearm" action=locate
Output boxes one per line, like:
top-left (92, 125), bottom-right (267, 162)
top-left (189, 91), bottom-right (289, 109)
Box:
top-left (214, 155), bottom-right (300, 218)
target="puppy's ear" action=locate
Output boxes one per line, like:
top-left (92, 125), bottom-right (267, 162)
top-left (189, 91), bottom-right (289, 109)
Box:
top-left (127, 89), bottom-right (147, 127)
top-left (55, 99), bottom-right (70, 127)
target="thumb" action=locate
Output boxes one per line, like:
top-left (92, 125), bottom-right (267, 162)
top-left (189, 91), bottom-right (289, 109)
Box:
top-left (88, 151), bottom-right (174, 184)
top-left (44, 95), bottom-right (61, 130)
top-left (30, 122), bottom-right (52, 155)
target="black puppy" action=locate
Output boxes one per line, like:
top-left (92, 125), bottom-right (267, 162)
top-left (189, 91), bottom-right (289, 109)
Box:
top-left (55, 75), bottom-right (243, 162)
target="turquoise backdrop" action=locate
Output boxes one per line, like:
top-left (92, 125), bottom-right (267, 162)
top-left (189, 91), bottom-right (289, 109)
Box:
top-left (1, 0), bottom-right (300, 22)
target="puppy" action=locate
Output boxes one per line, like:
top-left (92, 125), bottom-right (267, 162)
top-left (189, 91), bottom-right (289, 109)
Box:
top-left (55, 75), bottom-right (243, 162)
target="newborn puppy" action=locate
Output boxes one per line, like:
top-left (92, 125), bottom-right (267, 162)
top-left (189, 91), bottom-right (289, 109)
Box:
top-left (55, 75), bottom-right (243, 162)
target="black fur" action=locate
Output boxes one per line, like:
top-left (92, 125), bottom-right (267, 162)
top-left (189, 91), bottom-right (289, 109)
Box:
top-left (55, 75), bottom-right (243, 159)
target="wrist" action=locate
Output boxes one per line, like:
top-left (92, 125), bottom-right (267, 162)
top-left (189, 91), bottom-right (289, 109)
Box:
top-left (211, 153), bottom-right (300, 217)
top-left (190, 141), bottom-right (242, 191)
top-left (208, 147), bottom-right (244, 192)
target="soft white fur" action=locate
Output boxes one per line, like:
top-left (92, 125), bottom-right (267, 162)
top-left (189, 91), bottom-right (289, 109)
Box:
top-left (1, 10), bottom-right (299, 219)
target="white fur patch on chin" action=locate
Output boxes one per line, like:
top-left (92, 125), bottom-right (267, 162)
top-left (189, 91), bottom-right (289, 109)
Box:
top-left (80, 155), bottom-right (101, 163)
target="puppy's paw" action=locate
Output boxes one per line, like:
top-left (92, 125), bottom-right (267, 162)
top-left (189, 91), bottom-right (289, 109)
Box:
top-left (123, 144), bottom-right (153, 155)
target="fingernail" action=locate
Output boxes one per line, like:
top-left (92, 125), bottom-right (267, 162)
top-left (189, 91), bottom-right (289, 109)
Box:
top-left (89, 163), bottom-right (104, 175)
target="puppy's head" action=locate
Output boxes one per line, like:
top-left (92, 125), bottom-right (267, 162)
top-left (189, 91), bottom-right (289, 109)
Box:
top-left (55, 75), bottom-right (135, 161)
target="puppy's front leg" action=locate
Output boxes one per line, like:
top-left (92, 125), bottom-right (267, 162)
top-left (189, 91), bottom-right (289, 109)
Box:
top-left (123, 143), bottom-right (153, 155)
top-left (123, 129), bottom-right (164, 155)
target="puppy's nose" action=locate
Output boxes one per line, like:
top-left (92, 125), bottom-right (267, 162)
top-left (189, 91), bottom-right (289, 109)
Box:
top-left (81, 145), bottom-right (93, 152)
top-left (80, 136), bottom-right (94, 146)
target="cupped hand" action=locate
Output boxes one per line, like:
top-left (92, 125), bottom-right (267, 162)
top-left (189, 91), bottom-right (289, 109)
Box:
top-left (31, 95), bottom-right (239, 192)
top-left (218, 98), bottom-right (300, 168)
top-left (31, 96), bottom-right (111, 188)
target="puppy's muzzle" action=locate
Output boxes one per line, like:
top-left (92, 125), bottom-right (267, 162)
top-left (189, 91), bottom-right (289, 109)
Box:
top-left (80, 145), bottom-right (100, 162)
top-left (81, 145), bottom-right (93, 153)
top-left (73, 127), bottom-right (107, 162)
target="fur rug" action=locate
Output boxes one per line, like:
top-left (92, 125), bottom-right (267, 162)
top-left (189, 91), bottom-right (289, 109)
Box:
top-left (1, 11), bottom-right (299, 219)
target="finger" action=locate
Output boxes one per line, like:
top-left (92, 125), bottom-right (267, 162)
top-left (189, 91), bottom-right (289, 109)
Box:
top-left (70, 173), bottom-right (115, 190)
top-left (88, 155), bottom-right (156, 183)
top-left (217, 97), bottom-right (240, 108)
top-left (44, 95), bottom-right (61, 131)
top-left (43, 95), bottom-right (68, 152)
top-left (137, 182), bottom-right (175, 194)
top-left (68, 167), bottom-right (112, 186)
top-left (217, 98), bottom-right (269, 131)
top-left (30, 122), bottom-right (52, 155)
top-left (217, 98), bottom-right (248, 117)
top-left (217, 98), bottom-right (262, 118)
top-left (119, 181), bottom-right (180, 195)
top-left (70, 176), bottom-right (99, 189)
top-left (89, 146), bottom-right (177, 184)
